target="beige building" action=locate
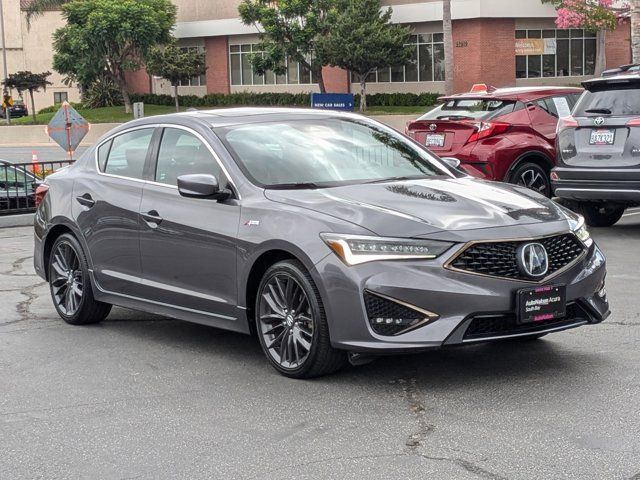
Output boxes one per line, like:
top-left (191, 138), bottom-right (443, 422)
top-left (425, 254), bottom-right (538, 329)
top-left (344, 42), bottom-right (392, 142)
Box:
top-left (1, 0), bottom-right (81, 114)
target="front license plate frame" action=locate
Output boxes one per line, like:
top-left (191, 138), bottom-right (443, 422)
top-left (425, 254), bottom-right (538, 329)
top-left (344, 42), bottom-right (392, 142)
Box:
top-left (589, 129), bottom-right (615, 146)
top-left (516, 284), bottom-right (566, 324)
top-left (425, 133), bottom-right (445, 148)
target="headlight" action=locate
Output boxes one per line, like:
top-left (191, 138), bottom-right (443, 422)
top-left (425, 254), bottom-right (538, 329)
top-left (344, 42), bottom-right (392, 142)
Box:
top-left (320, 233), bottom-right (454, 266)
top-left (572, 215), bottom-right (592, 247)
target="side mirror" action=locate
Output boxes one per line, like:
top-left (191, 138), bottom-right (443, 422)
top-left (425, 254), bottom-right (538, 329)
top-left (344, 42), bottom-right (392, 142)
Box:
top-left (441, 157), bottom-right (461, 169)
top-left (177, 174), bottom-right (231, 201)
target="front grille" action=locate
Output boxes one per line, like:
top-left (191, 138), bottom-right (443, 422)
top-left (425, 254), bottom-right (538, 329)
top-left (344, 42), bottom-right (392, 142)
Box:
top-left (364, 292), bottom-right (428, 336)
top-left (449, 233), bottom-right (585, 281)
top-left (463, 302), bottom-right (586, 340)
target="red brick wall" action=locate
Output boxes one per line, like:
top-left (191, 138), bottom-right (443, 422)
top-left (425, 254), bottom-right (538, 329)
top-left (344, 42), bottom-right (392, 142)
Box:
top-left (124, 67), bottom-right (151, 94)
top-left (321, 66), bottom-right (350, 93)
top-left (205, 36), bottom-right (230, 94)
top-left (605, 19), bottom-right (631, 69)
top-left (452, 18), bottom-right (516, 93)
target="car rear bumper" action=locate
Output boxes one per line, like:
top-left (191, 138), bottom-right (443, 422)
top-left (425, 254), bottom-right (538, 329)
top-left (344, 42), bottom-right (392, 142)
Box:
top-left (552, 167), bottom-right (640, 202)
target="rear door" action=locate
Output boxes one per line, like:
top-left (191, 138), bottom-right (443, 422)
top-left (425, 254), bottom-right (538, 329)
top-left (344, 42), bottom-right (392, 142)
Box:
top-left (138, 126), bottom-right (241, 322)
top-left (73, 127), bottom-right (157, 295)
top-left (569, 82), bottom-right (640, 168)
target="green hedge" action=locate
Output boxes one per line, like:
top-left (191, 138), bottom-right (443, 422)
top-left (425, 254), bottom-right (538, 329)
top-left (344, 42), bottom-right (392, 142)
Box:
top-left (38, 102), bottom-right (84, 114)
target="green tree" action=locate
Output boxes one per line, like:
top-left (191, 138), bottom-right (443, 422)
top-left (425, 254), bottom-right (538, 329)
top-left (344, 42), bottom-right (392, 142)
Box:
top-left (238, 0), bottom-right (338, 93)
top-left (24, 0), bottom-right (67, 25)
top-left (146, 43), bottom-right (207, 112)
top-left (321, 0), bottom-right (411, 111)
top-left (3, 71), bottom-right (52, 123)
top-left (52, 0), bottom-right (176, 113)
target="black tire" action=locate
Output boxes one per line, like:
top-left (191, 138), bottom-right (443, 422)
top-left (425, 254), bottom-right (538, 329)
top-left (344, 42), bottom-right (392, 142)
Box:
top-left (255, 259), bottom-right (346, 378)
top-left (575, 203), bottom-right (625, 228)
top-left (48, 233), bottom-right (112, 325)
top-left (509, 162), bottom-right (551, 197)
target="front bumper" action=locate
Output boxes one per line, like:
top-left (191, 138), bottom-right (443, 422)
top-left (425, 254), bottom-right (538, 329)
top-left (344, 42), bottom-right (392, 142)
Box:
top-left (315, 237), bottom-right (608, 353)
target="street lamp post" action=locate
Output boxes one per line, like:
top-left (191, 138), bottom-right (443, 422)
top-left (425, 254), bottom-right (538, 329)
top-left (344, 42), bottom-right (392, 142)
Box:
top-left (0, 0), bottom-right (10, 124)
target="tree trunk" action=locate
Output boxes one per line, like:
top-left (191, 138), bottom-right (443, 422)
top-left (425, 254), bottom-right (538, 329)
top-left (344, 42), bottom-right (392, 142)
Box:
top-left (443, 0), bottom-right (454, 95)
top-left (632, 0), bottom-right (640, 64)
top-left (174, 84), bottom-right (180, 112)
top-left (29, 90), bottom-right (36, 123)
top-left (316, 66), bottom-right (327, 94)
top-left (359, 79), bottom-right (367, 112)
top-left (115, 74), bottom-right (132, 114)
top-left (595, 30), bottom-right (607, 76)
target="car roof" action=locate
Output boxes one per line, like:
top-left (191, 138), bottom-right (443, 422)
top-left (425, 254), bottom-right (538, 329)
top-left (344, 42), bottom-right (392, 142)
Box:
top-left (439, 86), bottom-right (583, 103)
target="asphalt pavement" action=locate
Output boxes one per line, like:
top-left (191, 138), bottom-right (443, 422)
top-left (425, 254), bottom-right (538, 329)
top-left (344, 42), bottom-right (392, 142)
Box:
top-left (1, 213), bottom-right (639, 479)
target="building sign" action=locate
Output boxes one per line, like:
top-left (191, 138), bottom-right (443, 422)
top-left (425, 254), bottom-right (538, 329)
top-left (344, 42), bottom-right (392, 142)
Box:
top-left (515, 38), bottom-right (557, 56)
top-left (311, 93), bottom-right (355, 111)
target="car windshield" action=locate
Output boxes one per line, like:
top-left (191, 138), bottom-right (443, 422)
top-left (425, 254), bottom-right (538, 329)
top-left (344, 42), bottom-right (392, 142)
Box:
top-left (575, 86), bottom-right (640, 117)
top-left (419, 99), bottom-right (515, 121)
top-left (214, 117), bottom-right (450, 188)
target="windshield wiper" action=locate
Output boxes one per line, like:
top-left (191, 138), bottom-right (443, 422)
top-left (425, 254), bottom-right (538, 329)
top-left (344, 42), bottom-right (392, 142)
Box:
top-left (436, 115), bottom-right (474, 120)
top-left (584, 108), bottom-right (612, 114)
top-left (265, 182), bottom-right (325, 190)
top-left (364, 176), bottom-right (427, 184)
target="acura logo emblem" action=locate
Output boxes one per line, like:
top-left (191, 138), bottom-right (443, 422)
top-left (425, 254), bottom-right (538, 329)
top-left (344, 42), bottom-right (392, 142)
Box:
top-left (594, 117), bottom-right (605, 126)
top-left (429, 123), bottom-right (437, 131)
top-left (517, 243), bottom-right (549, 278)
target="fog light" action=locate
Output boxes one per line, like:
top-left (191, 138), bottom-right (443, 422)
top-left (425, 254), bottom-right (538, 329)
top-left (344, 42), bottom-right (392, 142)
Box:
top-left (596, 279), bottom-right (606, 298)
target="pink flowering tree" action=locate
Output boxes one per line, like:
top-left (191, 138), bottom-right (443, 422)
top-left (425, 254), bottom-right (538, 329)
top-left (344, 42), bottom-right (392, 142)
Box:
top-left (543, 0), bottom-right (629, 75)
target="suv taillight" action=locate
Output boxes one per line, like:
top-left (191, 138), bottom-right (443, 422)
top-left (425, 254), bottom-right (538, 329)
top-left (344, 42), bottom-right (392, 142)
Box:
top-left (465, 121), bottom-right (510, 143)
top-left (627, 118), bottom-right (640, 126)
top-left (556, 116), bottom-right (578, 135)
top-left (35, 184), bottom-right (49, 208)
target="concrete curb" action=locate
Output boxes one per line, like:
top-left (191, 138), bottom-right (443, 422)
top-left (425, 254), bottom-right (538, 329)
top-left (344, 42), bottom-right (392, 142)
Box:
top-left (0, 213), bottom-right (34, 228)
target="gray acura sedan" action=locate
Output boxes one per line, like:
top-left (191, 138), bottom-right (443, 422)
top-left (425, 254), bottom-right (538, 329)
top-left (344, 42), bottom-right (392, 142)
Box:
top-left (34, 108), bottom-right (609, 378)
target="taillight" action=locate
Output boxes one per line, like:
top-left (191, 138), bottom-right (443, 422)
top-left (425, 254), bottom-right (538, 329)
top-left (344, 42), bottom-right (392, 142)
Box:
top-left (626, 118), bottom-right (640, 126)
top-left (557, 116), bottom-right (578, 135)
top-left (35, 184), bottom-right (49, 208)
top-left (466, 121), bottom-right (510, 143)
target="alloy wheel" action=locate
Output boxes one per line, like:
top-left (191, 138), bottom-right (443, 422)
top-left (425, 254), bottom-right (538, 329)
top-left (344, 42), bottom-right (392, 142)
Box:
top-left (258, 273), bottom-right (315, 370)
top-left (50, 241), bottom-right (84, 316)
top-left (516, 168), bottom-right (548, 194)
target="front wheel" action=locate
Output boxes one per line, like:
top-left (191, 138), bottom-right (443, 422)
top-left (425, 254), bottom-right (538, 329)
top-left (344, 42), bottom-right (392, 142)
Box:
top-left (255, 260), bottom-right (346, 378)
top-left (576, 203), bottom-right (625, 227)
top-left (48, 233), bottom-right (112, 325)
top-left (510, 162), bottom-right (551, 197)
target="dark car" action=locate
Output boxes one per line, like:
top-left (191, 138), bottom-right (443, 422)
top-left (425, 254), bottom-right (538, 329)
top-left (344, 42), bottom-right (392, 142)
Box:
top-left (34, 109), bottom-right (609, 378)
top-left (405, 85), bottom-right (583, 197)
top-left (0, 99), bottom-right (28, 119)
top-left (0, 160), bottom-right (38, 212)
top-left (552, 74), bottom-right (640, 227)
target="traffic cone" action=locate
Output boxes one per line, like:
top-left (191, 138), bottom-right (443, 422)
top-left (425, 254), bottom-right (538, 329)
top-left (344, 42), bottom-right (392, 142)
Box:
top-left (32, 151), bottom-right (41, 177)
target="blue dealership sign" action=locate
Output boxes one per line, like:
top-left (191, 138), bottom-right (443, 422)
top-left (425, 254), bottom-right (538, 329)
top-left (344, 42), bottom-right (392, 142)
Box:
top-left (311, 93), bottom-right (355, 111)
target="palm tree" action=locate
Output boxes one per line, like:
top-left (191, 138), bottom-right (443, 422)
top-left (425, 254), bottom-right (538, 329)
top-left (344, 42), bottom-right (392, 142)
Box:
top-left (443, 0), bottom-right (454, 95)
top-left (632, 0), bottom-right (640, 63)
top-left (24, 0), bottom-right (67, 25)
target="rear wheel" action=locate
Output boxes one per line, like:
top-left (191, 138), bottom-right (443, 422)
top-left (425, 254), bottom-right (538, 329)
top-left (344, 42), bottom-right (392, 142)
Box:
top-left (48, 233), bottom-right (112, 325)
top-left (576, 203), bottom-right (625, 227)
top-left (255, 260), bottom-right (346, 378)
top-left (510, 162), bottom-right (551, 197)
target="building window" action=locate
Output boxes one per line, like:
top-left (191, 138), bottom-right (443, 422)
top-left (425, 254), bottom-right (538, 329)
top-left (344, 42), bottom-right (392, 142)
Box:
top-left (515, 29), bottom-right (597, 79)
top-left (229, 44), bottom-right (316, 86)
top-left (178, 46), bottom-right (207, 87)
top-left (53, 92), bottom-right (68, 104)
top-left (351, 34), bottom-right (445, 84)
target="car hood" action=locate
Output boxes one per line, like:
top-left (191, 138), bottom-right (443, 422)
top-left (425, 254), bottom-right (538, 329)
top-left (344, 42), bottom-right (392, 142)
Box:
top-left (264, 177), bottom-right (571, 237)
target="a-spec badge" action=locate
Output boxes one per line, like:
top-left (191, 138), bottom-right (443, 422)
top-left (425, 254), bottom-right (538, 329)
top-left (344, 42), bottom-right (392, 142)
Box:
top-left (244, 220), bottom-right (260, 227)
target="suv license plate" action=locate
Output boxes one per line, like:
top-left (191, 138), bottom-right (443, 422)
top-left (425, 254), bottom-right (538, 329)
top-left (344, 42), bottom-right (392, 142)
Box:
top-left (516, 285), bottom-right (566, 324)
top-left (589, 129), bottom-right (615, 145)
top-left (425, 133), bottom-right (445, 147)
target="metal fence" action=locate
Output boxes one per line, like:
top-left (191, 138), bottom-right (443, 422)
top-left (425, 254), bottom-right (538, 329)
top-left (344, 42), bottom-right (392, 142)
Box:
top-left (0, 160), bottom-right (74, 215)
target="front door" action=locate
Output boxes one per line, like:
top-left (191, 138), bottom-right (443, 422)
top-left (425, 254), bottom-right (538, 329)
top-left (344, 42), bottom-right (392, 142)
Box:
top-left (73, 127), bottom-right (156, 295)
top-left (138, 127), bottom-right (241, 323)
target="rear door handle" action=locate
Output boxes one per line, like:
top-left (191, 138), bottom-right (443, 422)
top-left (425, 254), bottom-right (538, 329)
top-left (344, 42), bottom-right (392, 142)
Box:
top-left (141, 210), bottom-right (163, 226)
top-left (76, 193), bottom-right (95, 208)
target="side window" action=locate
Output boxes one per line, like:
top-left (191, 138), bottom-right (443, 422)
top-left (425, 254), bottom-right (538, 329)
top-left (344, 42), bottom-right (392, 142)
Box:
top-left (103, 129), bottom-right (154, 179)
top-left (97, 140), bottom-right (112, 171)
top-left (155, 128), bottom-right (222, 186)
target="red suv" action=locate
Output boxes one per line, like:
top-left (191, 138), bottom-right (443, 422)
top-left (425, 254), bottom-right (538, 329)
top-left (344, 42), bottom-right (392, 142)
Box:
top-left (405, 85), bottom-right (583, 196)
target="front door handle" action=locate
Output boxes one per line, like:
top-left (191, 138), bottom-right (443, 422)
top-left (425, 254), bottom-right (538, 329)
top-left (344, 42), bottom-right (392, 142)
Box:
top-left (76, 193), bottom-right (95, 208)
top-left (141, 210), bottom-right (163, 226)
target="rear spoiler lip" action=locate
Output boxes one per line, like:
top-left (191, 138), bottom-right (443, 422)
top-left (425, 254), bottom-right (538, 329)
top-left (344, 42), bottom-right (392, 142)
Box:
top-left (582, 75), bottom-right (640, 91)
